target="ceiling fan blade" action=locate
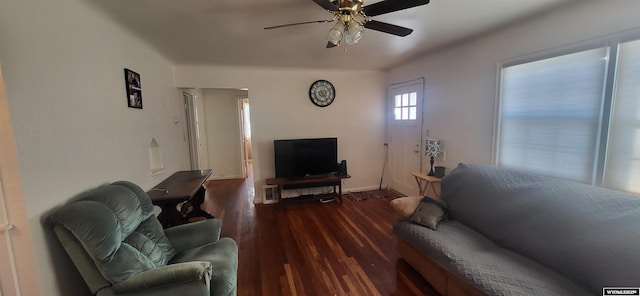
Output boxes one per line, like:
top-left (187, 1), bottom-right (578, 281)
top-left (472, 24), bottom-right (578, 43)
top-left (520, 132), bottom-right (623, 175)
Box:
top-left (364, 20), bottom-right (413, 36)
top-left (326, 41), bottom-right (338, 48)
top-left (363, 0), bottom-right (429, 17)
top-left (312, 0), bottom-right (339, 12)
top-left (264, 19), bottom-right (334, 30)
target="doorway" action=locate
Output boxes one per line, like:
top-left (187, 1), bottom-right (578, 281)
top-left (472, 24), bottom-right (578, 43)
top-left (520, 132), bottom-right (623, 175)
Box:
top-left (183, 88), bottom-right (252, 180)
top-left (387, 78), bottom-right (425, 195)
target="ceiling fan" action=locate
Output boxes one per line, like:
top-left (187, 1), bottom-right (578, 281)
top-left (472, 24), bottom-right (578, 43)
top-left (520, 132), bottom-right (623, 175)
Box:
top-left (264, 0), bottom-right (430, 48)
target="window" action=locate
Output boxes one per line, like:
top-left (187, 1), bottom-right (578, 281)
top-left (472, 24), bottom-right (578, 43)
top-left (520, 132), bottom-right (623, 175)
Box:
top-left (497, 38), bottom-right (640, 194)
top-left (394, 92), bottom-right (418, 120)
top-left (603, 39), bottom-right (640, 193)
top-left (498, 48), bottom-right (608, 183)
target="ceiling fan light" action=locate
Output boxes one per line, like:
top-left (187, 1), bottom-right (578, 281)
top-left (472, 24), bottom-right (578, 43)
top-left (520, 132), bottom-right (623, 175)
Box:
top-left (344, 21), bottom-right (364, 45)
top-left (328, 22), bottom-right (345, 45)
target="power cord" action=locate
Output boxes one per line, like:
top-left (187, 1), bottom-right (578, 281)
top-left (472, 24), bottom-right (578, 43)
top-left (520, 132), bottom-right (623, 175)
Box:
top-left (379, 143), bottom-right (388, 190)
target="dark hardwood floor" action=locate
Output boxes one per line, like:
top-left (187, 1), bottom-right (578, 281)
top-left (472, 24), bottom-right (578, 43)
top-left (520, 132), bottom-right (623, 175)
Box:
top-left (202, 164), bottom-right (438, 296)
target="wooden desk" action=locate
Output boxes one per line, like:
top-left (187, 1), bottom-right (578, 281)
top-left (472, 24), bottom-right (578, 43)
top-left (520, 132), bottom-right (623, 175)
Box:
top-left (411, 171), bottom-right (441, 197)
top-left (266, 174), bottom-right (351, 205)
top-left (148, 169), bottom-right (212, 228)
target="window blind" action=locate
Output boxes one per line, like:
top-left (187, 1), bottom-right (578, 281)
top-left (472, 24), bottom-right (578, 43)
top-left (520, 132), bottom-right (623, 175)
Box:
top-left (498, 48), bottom-right (608, 183)
top-left (604, 39), bottom-right (640, 193)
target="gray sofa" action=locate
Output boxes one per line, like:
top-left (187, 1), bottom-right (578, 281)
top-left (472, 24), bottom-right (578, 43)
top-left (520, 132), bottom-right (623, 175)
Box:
top-left (394, 163), bottom-right (640, 296)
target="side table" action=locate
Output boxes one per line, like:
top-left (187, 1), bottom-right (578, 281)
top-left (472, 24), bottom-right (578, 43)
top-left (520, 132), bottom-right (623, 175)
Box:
top-left (411, 171), bottom-right (441, 197)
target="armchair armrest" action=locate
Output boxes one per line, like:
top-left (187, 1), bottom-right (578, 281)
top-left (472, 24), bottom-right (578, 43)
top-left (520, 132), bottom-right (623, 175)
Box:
top-left (164, 219), bottom-right (222, 253)
top-left (112, 261), bottom-right (211, 294)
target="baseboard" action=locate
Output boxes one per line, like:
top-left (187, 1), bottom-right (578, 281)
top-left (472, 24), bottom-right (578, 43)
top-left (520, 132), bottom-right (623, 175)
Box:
top-left (347, 187), bottom-right (406, 198)
top-left (345, 185), bottom-right (386, 193)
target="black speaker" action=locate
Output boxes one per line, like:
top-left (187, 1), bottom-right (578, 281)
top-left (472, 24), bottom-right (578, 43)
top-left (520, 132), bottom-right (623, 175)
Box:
top-left (338, 160), bottom-right (348, 175)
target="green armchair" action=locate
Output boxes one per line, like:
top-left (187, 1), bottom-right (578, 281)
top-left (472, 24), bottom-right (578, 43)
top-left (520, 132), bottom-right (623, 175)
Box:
top-left (48, 181), bottom-right (238, 296)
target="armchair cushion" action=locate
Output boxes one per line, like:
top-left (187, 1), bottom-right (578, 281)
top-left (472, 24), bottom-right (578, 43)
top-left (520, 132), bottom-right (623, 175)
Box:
top-left (170, 238), bottom-right (238, 296)
top-left (164, 219), bottom-right (222, 253)
top-left (49, 181), bottom-right (176, 284)
top-left (112, 261), bottom-right (212, 294)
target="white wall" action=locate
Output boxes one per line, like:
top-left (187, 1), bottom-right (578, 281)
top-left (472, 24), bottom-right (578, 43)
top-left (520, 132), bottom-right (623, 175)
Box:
top-left (0, 0), bottom-right (190, 295)
top-left (201, 88), bottom-right (246, 179)
top-left (388, 0), bottom-right (640, 174)
top-left (174, 66), bottom-right (388, 202)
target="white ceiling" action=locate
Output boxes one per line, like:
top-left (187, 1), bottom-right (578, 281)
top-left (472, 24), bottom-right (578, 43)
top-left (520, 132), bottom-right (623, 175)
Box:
top-left (84, 0), bottom-right (577, 70)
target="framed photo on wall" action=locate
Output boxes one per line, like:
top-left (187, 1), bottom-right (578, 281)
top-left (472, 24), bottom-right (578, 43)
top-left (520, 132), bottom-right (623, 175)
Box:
top-left (124, 68), bottom-right (142, 109)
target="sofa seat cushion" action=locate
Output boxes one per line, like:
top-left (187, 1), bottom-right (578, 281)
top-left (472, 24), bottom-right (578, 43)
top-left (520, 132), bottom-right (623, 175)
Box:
top-left (393, 220), bottom-right (589, 296)
top-left (170, 238), bottom-right (238, 296)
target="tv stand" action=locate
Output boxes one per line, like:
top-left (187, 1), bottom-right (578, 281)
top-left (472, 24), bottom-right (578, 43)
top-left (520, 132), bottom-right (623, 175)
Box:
top-left (265, 174), bottom-right (351, 206)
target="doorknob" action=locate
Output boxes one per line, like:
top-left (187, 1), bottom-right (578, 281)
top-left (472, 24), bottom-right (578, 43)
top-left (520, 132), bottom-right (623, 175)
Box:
top-left (413, 149), bottom-right (420, 153)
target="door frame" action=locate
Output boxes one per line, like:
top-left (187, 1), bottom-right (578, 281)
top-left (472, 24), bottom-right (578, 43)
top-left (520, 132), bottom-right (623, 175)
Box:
top-left (237, 97), bottom-right (251, 178)
top-left (183, 88), bottom-right (250, 180)
top-left (0, 57), bottom-right (40, 296)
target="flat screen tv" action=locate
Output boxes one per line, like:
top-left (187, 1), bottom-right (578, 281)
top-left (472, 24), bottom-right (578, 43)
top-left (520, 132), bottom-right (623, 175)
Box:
top-left (274, 138), bottom-right (338, 178)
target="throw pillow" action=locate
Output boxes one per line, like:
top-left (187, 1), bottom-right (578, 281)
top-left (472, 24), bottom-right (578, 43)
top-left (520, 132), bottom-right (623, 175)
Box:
top-left (390, 196), bottom-right (423, 219)
top-left (409, 196), bottom-right (449, 230)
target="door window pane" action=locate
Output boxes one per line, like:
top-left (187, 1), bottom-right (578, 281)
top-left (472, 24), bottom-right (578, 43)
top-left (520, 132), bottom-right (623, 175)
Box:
top-left (394, 92), bottom-right (418, 121)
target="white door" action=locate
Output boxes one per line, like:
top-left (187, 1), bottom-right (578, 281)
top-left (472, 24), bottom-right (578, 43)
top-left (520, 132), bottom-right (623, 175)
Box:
top-left (387, 79), bottom-right (424, 195)
top-left (183, 92), bottom-right (199, 169)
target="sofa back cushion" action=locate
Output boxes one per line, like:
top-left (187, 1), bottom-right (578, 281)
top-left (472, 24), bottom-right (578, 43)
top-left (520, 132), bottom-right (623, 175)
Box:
top-left (442, 163), bottom-right (640, 294)
top-left (49, 181), bottom-right (176, 284)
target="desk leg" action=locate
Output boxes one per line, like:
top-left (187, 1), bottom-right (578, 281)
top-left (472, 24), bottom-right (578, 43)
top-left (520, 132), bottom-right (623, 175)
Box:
top-left (186, 186), bottom-right (214, 220)
top-left (157, 202), bottom-right (183, 229)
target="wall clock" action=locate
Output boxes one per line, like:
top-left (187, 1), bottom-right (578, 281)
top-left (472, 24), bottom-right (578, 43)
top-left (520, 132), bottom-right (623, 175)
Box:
top-left (309, 80), bottom-right (336, 107)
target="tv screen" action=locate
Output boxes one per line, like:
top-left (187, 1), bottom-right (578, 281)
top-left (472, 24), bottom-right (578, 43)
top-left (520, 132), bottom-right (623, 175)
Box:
top-left (274, 138), bottom-right (338, 178)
